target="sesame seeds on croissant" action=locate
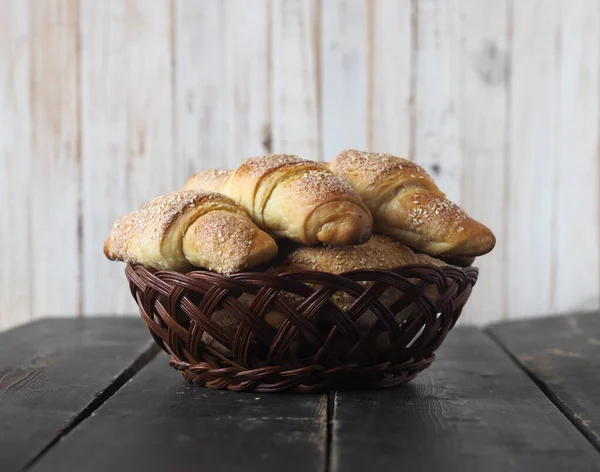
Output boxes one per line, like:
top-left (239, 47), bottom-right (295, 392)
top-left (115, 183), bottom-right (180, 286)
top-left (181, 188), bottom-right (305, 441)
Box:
top-left (104, 189), bottom-right (277, 273)
top-left (183, 154), bottom-right (374, 246)
top-left (330, 150), bottom-right (496, 257)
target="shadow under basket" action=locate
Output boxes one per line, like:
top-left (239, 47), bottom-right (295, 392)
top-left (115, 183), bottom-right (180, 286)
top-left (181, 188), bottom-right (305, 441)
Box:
top-left (125, 263), bottom-right (478, 393)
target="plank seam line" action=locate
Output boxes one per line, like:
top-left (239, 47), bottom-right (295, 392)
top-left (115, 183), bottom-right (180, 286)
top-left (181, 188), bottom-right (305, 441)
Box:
top-left (21, 342), bottom-right (161, 471)
top-left (325, 391), bottom-right (335, 472)
top-left (484, 328), bottom-right (600, 454)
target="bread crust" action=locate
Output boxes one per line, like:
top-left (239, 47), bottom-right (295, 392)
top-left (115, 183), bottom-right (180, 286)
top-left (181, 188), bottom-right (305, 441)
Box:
top-left (183, 155), bottom-right (373, 245)
top-left (104, 189), bottom-right (278, 273)
top-left (330, 150), bottom-right (496, 257)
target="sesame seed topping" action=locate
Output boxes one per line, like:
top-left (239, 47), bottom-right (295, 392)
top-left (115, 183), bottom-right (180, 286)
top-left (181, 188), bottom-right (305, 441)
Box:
top-left (184, 169), bottom-right (231, 192)
top-left (271, 234), bottom-right (433, 274)
top-left (405, 191), bottom-right (469, 232)
top-left (104, 189), bottom-right (272, 273)
top-left (239, 155), bottom-right (366, 213)
top-left (331, 150), bottom-right (435, 188)
top-left (242, 154), bottom-right (313, 178)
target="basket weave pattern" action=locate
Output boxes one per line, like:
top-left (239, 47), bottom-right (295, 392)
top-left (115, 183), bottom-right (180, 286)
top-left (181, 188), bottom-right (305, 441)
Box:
top-left (126, 264), bottom-right (478, 392)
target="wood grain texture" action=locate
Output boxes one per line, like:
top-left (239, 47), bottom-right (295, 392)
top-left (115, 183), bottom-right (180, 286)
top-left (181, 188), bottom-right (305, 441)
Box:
top-left (0, 0), bottom-right (32, 329)
top-left (331, 327), bottom-right (600, 471)
top-left (271, 0), bottom-right (321, 160)
top-left (320, 0), bottom-right (368, 161)
top-left (221, 0), bottom-right (270, 167)
top-left (0, 317), bottom-right (155, 472)
top-left (459, 0), bottom-right (509, 324)
top-left (81, 0), bottom-right (174, 315)
top-left (174, 0), bottom-right (227, 183)
top-left (32, 354), bottom-right (327, 472)
top-left (369, 0), bottom-right (413, 156)
top-left (175, 0), bottom-right (270, 184)
top-left (29, 0), bottom-right (81, 318)
top-left (1, 1), bottom-right (600, 330)
top-left (489, 312), bottom-right (600, 452)
top-left (552, 0), bottom-right (600, 313)
top-left (507, 0), bottom-right (559, 318)
top-left (413, 0), bottom-right (463, 202)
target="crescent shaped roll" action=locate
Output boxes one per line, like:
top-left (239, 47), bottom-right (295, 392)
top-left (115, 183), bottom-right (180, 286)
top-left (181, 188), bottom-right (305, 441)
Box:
top-left (270, 234), bottom-right (421, 274)
top-left (104, 189), bottom-right (278, 273)
top-left (183, 154), bottom-right (373, 246)
top-left (330, 150), bottom-right (496, 257)
top-left (183, 169), bottom-right (232, 192)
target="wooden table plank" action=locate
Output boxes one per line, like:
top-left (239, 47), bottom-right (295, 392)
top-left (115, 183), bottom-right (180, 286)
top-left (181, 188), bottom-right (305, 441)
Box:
top-left (0, 317), bottom-right (156, 472)
top-left (489, 312), bottom-right (600, 451)
top-left (31, 353), bottom-right (328, 472)
top-left (330, 327), bottom-right (600, 472)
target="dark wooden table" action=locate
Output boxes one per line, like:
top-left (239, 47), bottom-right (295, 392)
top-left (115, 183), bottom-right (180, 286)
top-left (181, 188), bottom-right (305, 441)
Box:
top-left (1, 314), bottom-right (599, 472)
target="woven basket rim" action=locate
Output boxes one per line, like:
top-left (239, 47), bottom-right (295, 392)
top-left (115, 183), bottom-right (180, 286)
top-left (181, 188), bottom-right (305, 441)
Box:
top-left (127, 262), bottom-right (479, 277)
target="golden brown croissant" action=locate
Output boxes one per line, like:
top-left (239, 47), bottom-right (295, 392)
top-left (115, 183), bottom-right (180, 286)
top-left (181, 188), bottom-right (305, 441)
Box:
top-left (104, 190), bottom-right (278, 273)
top-left (183, 154), bottom-right (373, 246)
top-left (269, 234), bottom-right (446, 309)
top-left (183, 169), bottom-right (232, 192)
top-left (270, 234), bottom-right (420, 274)
top-left (330, 150), bottom-right (496, 257)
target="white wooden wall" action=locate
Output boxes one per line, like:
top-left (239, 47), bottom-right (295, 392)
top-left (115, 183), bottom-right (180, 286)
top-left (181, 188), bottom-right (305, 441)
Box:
top-left (1, 0), bottom-right (599, 331)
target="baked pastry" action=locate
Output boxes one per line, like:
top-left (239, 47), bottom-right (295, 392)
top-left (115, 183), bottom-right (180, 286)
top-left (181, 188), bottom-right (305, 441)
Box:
top-left (183, 154), bottom-right (373, 246)
top-left (269, 234), bottom-right (445, 309)
top-left (104, 190), bottom-right (277, 273)
top-left (329, 150), bottom-right (496, 257)
top-left (183, 169), bottom-right (232, 192)
top-left (271, 234), bottom-right (420, 274)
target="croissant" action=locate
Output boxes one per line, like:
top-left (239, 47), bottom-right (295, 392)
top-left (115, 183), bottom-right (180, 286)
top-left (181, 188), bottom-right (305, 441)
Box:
top-left (183, 154), bottom-right (373, 246)
top-left (104, 189), bottom-right (278, 273)
top-left (183, 169), bottom-right (232, 192)
top-left (330, 150), bottom-right (496, 257)
top-left (270, 234), bottom-right (421, 274)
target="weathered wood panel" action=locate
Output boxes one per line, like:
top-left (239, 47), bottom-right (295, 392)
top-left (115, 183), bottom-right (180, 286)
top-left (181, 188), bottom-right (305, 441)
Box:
top-left (0, 0), bottom-right (599, 330)
top-left (459, 0), bottom-right (509, 323)
top-left (331, 327), bottom-right (600, 471)
top-left (272, 0), bottom-right (321, 159)
top-left (0, 0), bottom-right (32, 328)
top-left (369, 0), bottom-right (413, 156)
top-left (320, 0), bottom-right (368, 161)
top-left (412, 0), bottom-right (463, 202)
top-left (507, 0), bottom-right (559, 318)
top-left (551, 0), bottom-right (600, 313)
top-left (489, 312), bottom-right (600, 452)
top-left (175, 0), bottom-right (270, 183)
top-left (81, 0), bottom-right (174, 315)
top-left (31, 354), bottom-right (327, 472)
top-left (0, 318), bottom-right (155, 472)
top-left (29, 0), bottom-right (81, 318)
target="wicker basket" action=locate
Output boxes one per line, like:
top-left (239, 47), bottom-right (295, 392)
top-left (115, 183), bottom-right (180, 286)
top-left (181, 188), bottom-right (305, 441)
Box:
top-left (125, 263), bottom-right (478, 392)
